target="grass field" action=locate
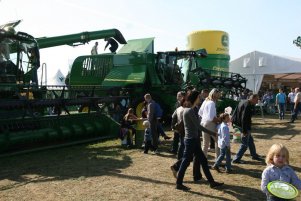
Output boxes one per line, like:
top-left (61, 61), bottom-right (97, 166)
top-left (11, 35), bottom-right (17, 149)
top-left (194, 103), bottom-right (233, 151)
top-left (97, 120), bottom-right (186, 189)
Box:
top-left (0, 115), bottom-right (300, 201)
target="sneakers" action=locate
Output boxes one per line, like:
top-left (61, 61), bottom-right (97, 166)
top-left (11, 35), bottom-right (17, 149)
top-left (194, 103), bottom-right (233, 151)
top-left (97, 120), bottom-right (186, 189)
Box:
top-left (176, 184), bottom-right (191, 191)
top-left (209, 181), bottom-right (224, 188)
top-left (170, 165), bottom-right (178, 178)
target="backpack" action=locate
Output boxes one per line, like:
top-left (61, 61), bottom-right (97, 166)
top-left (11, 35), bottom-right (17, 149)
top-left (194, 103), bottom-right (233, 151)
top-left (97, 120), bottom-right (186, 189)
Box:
top-left (154, 102), bottom-right (163, 118)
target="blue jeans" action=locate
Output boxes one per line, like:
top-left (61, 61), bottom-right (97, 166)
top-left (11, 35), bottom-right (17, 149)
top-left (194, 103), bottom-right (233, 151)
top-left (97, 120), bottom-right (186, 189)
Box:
top-left (233, 130), bottom-right (258, 161)
top-left (214, 146), bottom-right (231, 170)
top-left (291, 102), bottom-right (301, 122)
top-left (171, 131), bottom-right (179, 153)
top-left (157, 122), bottom-right (166, 137)
top-left (290, 102), bottom-right (295, 114)
top-left (177, 135), bottom-right (184, 160)
top-left (150, 119), bottom-right (158, 149)
top-left (277, 103), bottom-right (285, 119)
top-left (176, 138), bottom-right (214, 184)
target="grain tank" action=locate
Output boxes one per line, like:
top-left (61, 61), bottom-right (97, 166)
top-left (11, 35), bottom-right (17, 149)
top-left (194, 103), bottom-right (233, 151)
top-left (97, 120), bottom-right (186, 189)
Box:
top-left (187, 30), bottom-right (230, 74)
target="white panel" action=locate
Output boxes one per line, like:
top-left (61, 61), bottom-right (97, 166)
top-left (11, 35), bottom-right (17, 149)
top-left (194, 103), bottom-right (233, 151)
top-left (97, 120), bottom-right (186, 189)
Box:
top-left (243, 57), bottom-right (250, 68)
top-left (258, 57), bottom-right (266, 67)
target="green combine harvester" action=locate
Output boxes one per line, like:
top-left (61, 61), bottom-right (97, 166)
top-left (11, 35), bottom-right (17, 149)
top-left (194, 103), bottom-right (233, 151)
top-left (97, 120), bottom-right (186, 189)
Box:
top-left (0, 20), bottom-right (247, 154)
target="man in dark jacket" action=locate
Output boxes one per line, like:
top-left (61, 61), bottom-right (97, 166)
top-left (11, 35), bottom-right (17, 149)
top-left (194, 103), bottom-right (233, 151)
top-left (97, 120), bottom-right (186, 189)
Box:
top-left (232, 94), bottom-right (263, 164)
top-left (104, 37), bottom-right (118, 53)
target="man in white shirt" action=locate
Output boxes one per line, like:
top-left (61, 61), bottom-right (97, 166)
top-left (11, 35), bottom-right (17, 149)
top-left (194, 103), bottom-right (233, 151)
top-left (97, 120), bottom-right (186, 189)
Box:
top-left (91, 42), bottom-right (98, 55)
top-left (290, 88), bottom-right (301, 123)
top-left (287, 88), bottom-right (296, 114)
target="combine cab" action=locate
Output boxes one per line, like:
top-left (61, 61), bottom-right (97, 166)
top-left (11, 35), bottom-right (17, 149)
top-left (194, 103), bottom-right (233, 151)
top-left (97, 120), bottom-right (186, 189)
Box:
top-left (0, 21), bottom-right (247, 154)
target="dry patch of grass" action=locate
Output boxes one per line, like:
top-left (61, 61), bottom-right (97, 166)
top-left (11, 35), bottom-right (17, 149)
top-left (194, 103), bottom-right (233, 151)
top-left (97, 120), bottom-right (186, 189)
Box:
top-left (0, 115), bottom-right (301, 201)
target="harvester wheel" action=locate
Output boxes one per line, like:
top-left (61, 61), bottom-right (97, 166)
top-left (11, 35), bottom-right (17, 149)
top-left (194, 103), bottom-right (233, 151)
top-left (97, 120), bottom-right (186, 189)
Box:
top-left (135, 101), bottom-right (145, 118)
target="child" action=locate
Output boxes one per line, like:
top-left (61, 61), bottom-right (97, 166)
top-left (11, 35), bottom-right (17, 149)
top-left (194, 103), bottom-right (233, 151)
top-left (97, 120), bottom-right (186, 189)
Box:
top-left (143, 120), bottom-right (153, 154)
top-left (121, 108), bottom-right (138, 147)
top-left (261, 143), bottom-right (301, 201)
top-left (212, 113), bottom-right (232, 173)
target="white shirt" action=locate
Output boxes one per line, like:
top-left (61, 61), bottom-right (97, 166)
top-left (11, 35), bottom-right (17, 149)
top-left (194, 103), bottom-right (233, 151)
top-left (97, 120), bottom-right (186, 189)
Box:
top-left (288, 92), bottom-right (296, 103)
top-left (174, 106), bottom-right (184, 123)
top-left (198, 100), bottom-right (216, 124)
top-left (294, 92), bottom-right (301, 103)
top-left (217, 122), bottom-right (230, 149)
top-left (91, 45), bottom-right (98, 55)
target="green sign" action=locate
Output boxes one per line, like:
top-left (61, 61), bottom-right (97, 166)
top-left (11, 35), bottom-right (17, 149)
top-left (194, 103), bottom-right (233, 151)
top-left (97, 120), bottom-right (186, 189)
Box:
top-left (221, 34), bottom-right (229, 47)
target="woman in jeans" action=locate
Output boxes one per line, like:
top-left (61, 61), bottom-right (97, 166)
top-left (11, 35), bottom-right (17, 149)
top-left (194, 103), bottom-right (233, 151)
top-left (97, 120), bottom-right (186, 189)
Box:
top-left (176, 90), bottom-right (224, 191)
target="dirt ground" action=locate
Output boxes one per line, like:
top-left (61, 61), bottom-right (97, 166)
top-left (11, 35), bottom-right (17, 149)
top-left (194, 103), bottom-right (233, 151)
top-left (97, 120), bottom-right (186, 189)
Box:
top-left (0, 115), bottom-right (301, 201)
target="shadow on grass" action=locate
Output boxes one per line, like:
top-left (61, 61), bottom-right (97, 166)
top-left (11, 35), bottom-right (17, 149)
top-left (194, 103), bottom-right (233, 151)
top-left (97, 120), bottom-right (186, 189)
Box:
top-left (187, 189), bottom-right (234, 201)
top-left (230, 165), bottom-right (263, 179)
top-left (107, 171), bottom-right (175, 186)
top-left (108, 171), bottom-right (263, 201)
top-left (0, 142), bottom-right (133, 190)
top-left (252, 121), bottom-right (298, 140)
top-left (221, 184), bottom-right (266, 201)
top-left (183, 182), bottom-right (265, 201)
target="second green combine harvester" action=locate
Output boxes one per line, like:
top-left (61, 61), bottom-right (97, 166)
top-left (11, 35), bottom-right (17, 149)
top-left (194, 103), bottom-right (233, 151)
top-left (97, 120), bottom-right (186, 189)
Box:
top-left (0, 21), bottom-right (247, 154)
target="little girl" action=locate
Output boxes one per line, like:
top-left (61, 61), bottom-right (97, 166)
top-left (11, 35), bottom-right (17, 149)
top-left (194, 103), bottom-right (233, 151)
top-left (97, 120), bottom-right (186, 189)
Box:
top-left (261, 143), bottom-right (301, 201)
top-left (212, 113), bottom-right (232, 173)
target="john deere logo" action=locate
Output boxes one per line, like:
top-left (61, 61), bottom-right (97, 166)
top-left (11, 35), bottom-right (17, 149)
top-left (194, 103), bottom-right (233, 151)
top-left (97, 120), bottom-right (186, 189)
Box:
top-left (221, 34), bottom-right (229, 47)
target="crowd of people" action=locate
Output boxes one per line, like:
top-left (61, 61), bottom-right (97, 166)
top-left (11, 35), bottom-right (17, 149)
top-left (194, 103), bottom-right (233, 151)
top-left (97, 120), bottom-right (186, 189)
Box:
top-left (116, 88), bottom-right (301, 199)
top-left (258, 87), bottom-right (301, 123)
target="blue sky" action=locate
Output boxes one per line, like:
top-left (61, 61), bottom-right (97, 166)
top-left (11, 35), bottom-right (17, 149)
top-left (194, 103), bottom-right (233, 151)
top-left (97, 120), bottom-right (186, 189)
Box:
top-left (1, 0), bottom-right (301, 79)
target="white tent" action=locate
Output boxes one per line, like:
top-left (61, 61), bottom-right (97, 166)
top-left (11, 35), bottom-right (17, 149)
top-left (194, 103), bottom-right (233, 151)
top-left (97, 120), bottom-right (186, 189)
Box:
top-left (48, 69), bottom-right (66, 86)
top-left (230, 51), bottom-right (301, 93)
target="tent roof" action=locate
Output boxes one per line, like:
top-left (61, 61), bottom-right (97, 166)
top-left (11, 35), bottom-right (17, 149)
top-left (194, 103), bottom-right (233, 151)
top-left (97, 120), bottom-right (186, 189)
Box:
top-left (48, 69), bottom-right (65, 85)
top-left (230, 51), bottom-right (301, 92)
top-left (231, 50), bottom-right (301, 75)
